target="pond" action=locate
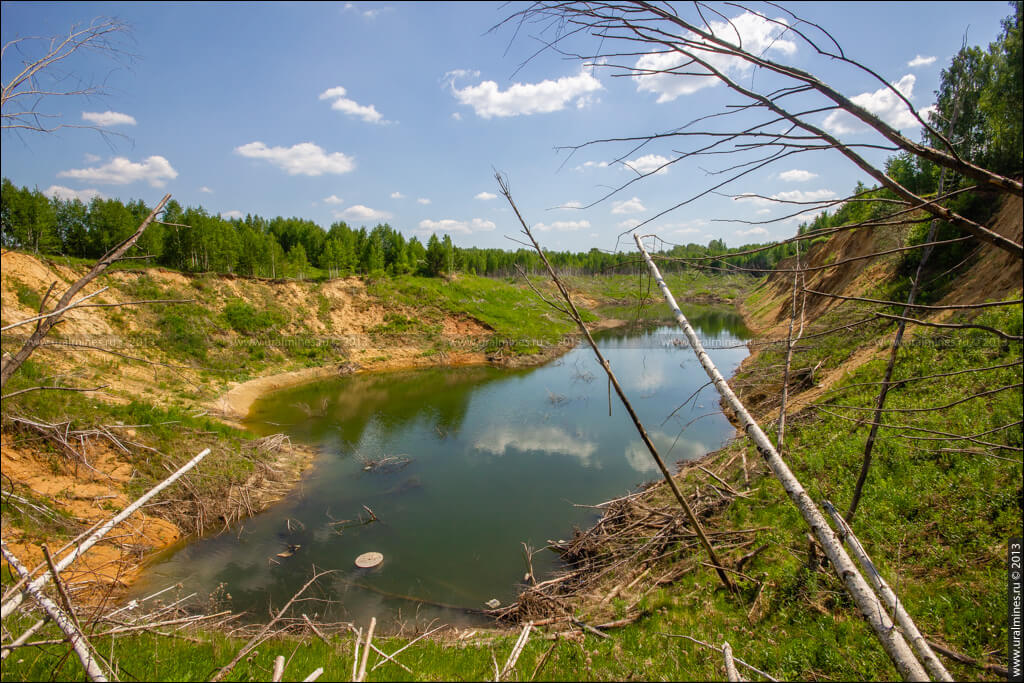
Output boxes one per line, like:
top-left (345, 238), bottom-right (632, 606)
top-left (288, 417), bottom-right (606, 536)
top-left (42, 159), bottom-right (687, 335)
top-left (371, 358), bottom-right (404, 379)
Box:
top-left (131, 304), bottom-right (751, 631)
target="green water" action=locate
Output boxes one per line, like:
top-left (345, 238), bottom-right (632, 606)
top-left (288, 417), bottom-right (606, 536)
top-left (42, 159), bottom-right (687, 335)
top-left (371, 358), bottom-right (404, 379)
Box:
top-left (133, 306), bottom-right (750, 630)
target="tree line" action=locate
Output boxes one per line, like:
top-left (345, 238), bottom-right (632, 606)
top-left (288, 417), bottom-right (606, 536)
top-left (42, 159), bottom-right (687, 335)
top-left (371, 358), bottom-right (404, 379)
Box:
top-left (0, 180), bottom-right (794, 280)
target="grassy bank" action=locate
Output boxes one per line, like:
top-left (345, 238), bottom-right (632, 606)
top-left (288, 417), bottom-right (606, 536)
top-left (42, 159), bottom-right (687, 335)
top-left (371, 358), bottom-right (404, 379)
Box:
top-left (4, 245), bottom-right (1018, 681)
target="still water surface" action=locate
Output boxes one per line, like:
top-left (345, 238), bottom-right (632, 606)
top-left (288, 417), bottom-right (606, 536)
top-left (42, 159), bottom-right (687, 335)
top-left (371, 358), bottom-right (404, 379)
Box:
top-left (133, 306), bottom-right (750, 629)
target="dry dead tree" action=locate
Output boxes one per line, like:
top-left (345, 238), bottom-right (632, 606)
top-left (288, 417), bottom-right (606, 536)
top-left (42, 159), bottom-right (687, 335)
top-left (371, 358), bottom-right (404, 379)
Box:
top-left (1, 17), bottom-right (133, 136)
top-left (0, 193), bottom-right (172, 391)
top-left (823, 500), bottom-right (952, 681)
top-left (498, 2), bottom-right (1022, 257)
top-left (497, 172), bottom-right (736, 595)
top-left (1, 447), bottom-right (211, 619)
top-left (0, 540), bottom-right (111, 681)
top-left (634, 234), bottom-right (929, 680)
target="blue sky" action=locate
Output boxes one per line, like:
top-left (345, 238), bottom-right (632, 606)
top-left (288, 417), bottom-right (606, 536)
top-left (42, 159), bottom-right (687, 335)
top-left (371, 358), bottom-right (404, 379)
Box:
top-left (1, 1), bottom-right (1013, 252)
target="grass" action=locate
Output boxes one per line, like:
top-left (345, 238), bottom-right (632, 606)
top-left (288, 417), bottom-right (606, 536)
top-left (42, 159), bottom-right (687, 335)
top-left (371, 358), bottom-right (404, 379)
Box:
top-left (366, 274), bottom-right (585, 345)
top-left (1, 252), bottom-right (1017, 681)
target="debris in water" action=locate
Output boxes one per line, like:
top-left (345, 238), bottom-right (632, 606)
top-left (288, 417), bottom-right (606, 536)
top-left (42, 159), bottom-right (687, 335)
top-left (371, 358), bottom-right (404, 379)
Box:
top-left (485, 598), bottom-right (501, 609)
top-left (276, 544), bottom-right (301, 559)
top-left (355, 551), bottom-right (384, 568)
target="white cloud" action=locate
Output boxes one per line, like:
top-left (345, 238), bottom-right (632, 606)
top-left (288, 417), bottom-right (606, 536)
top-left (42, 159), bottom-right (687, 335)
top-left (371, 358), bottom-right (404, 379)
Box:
top-left (318, 86), bottom-right (389, 124)
top-left (390, 191), bottom-right (404, 199)
top-left (623, 154), bottom-right (672, 175)
top-left (558, 200), bottom-right (583, 209)
top-left (199, 185), bottom-right (214, 193)
top-left (475, 426), bottom-right (597, 467)
top-left (83, 153), bottom-right (101, 163)
top-left (534, 220), bottom-right (591, 232)
top-left (417, 218), bottom-right (496, 235)
top-left (81, 110), bottom-right (136, 127)
top-left (220, 210), bottom-right (244, 220)
top-left (576, 160), bottom-right (609, 171)
top-left (774, 189), bottom-right (837, 203)
top-left (235, 141), bottom-right (355, 176)
top-left (343, 3), bottom-right (390, 19)
top-left (449, 67), bottom-right (602, 118)
top-left (908, 55), bottom-right (936, 68)
top-left (337, 204), bottom-right (392, 222)
top-left (778, 169), bottom-right (817, 182)
top-left (611, 197), bottom-right (646, 214)
top-left (823, 74), bottom-right (926, 133)
top-left (664, 219), bottom-right (707, 235)
top-left (58, 155), bottom-right (178, 187)
top-left (474, 191), bottom-right (497, 200)
top-left (451, 112), bottom-right (462, 121)
top-left (43, 185), bottom-right (102, 202)
top-left (634, 12), bottom-right (797, 103)
top-left (323, 194), bottom-right (344, 204)
top-left (617, 218), bottom-right (642, 229)
top-left (736, 188), bottom-right (835, 206)
top-left (416, 197), bottom-right (431, 205)
top-left (736, 227), bottom-right (770, 237)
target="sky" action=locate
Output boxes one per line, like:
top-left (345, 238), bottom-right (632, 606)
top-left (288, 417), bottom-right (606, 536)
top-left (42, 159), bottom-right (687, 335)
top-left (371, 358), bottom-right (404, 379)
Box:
top-left (0, 1), bottom-right (1014, 253)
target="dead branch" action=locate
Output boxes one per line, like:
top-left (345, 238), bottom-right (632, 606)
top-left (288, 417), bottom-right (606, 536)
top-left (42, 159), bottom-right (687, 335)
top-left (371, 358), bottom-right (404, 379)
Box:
top-left (635, 233), bottom-right (928, 680)
top-left (498, 172), bottom-right (736, 595)
top-left (0, 194), bottom-right (172, 390)
top-left (1, 447), bottom-right (211, 619)
top-left (0, 541), bottom-right (110, 682)
top-left (209, 568), bottom-right (334, 682)
top-left (823, 501), bottom-right (952, 681)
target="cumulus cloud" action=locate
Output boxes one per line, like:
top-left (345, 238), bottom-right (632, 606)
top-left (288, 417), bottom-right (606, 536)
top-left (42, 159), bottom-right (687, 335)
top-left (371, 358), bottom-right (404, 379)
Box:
top-left (235, 141), bottom-right (355, 176)
top-left (634, 11), bottom-right (797, 102)
top-left (417, 218), bottom-right (496, 235)
top-left (58, 155), bottom-right (178, 187)
top-left (220, 210), bottom-right (244, 219)
top-left (81, 110), bottom-right (136, 126)
top-left (558, 200), bottom-right (583, 209)
top-left (908, 55), bottom-right (936, 68)
top-left (43, 185), bottom-right (102, 202)
top-left (623, 154), bottom-right (672, 175)
top-left (575, 160), bottom-right (609, 171)
top-left (323, 194), bottom-right (344, 204)
top-left (390, 191), bottom-right (404, 199)
top-left (199, 186), bottom-right (213, 193)
top-left (736, 226), bottom-right (770, 238)
top-left (319, 86), bottom-right (389, 124)
top-left (778, 169), bottom-right (817, 182)
top-left (451, 112), bottom-right (462, 121)
top-left (534, 220), bottom-right (591, 232)
top-left (617, 218), bottom-right (642, 230)
top-left (337, 204), bottom-right (392, 222)
top-left (416, 197), bottom-right (431, 205)
top-left (823, 74), bottom-right (926, 133)
top-left (611, 197), bottom-right (646, 214)
top-left (474, 191), bottom-right (497, 200)
top-left (449, 67), bottom-right (602, 118)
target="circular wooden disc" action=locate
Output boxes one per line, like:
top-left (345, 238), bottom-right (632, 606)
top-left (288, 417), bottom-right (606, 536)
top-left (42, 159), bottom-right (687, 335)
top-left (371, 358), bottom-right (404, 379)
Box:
top-left (354, 551), bottom-right (383, 568)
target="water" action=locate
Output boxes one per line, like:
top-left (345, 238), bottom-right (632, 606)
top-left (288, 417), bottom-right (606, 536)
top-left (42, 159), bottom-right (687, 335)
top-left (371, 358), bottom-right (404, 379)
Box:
top-left (132, 306), bottom-right (750, 630)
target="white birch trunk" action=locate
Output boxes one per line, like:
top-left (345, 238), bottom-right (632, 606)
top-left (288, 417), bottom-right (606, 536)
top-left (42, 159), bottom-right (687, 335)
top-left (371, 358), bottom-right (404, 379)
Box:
top-left (633, 234), bottom-right (928, 681)
top-left (2, 448), bottom-right (210, 619)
